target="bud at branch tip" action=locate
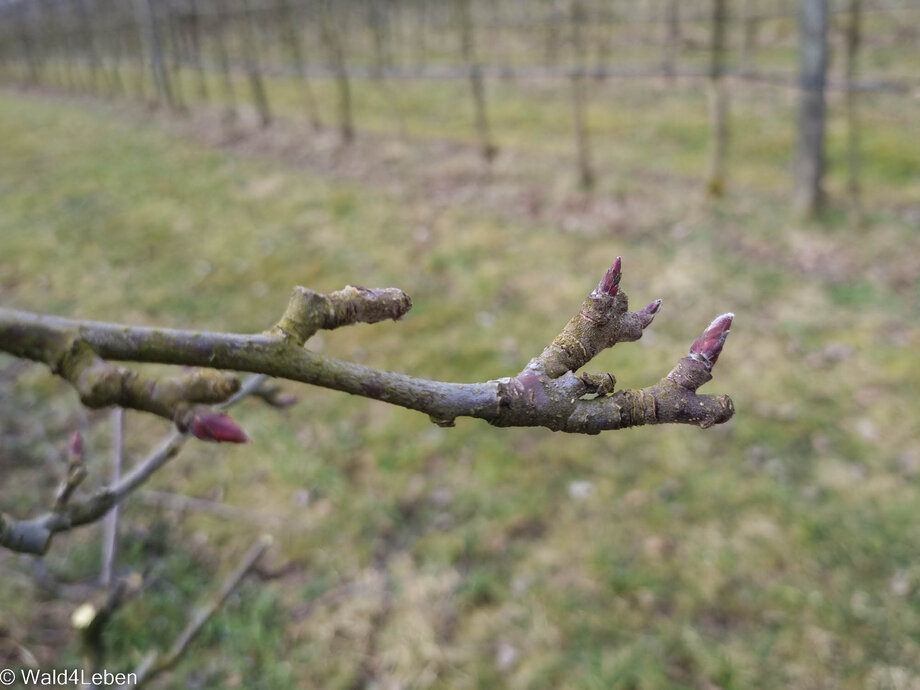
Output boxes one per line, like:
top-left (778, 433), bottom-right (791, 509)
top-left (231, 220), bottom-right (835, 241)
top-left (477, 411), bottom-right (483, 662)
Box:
top-left (69, 430), bottom-right (84, 459)
top-left (595, 256), bottom-right (622, 297)
top-left (641, 299), bottom-right (662, 316)
top-left (186, 410), bottom-right (249, 444)
top-left (689, 313), bottom-right (734, 369)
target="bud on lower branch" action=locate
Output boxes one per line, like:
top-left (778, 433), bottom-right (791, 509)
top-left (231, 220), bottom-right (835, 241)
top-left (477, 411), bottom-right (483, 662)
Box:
top-left (69, 430), bottom-right (84, 461)
top-left (177, 409), bottom-right (249, 443)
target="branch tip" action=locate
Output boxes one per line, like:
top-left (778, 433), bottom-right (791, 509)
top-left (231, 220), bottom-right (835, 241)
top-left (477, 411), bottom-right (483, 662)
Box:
top-left (594, 256), bottom-right (622, 297)
top-left (183, 410), bottom-right (249, 444)
top-left (689, 312), bottom-right (734, 369)
top-left (641, 299), bottom-right (662, 316)
top-left (637, 299), bottom-right (663, 327)
top-left (69, 430), bottom-right (84, 459)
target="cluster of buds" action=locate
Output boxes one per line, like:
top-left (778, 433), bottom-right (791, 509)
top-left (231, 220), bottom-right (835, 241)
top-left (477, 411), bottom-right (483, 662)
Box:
top-left (593, 255), bottom-right (732, 369)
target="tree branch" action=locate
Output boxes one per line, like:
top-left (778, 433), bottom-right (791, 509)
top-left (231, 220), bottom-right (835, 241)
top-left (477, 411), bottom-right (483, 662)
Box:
top-left (0, 262), bottom-right (734, 553)
top-left (0, 375), bottom-right (268, 555)
top-left (0, 263), bottom-right (733, 435)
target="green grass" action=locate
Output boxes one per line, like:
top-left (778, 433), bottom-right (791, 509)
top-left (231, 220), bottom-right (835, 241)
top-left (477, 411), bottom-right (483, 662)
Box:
top-left (1, 85), bottom-right (919, 689)
top-left (10, 45), bottom-right (917, 208)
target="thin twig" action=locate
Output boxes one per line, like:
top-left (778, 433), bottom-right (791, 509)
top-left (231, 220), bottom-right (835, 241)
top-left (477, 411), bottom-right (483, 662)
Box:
top-left (0, 375), bottom-right (269, 554)
top-left (101, 407), bottom-right (124, 588)
top-left (1, 267), bottom-right (734, 555)
top-left (125, 534), bottom-right (273, 689)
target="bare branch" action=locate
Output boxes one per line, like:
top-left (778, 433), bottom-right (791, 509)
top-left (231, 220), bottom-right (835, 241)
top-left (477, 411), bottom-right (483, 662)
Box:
top-left (49, 334), bottom-right (240, 424)
top-left (0, 375), bottom-right (269, 555)
top-left (101, 409), bottom-right (125, 589)
top-left (54, 431), bottom-right (88, 510)
top-left (0, 266), bottom-right (734, 437)
top-left (0, 266), bottom-right (734, 552)
top-left (270, 285), bottom-right (412, 345)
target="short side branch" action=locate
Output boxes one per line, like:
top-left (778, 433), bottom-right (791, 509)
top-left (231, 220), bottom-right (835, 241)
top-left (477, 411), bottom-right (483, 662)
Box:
top-left (0, 375), bottom-right (268, 554)
top-left (270, 285), bottom-right (412, 345)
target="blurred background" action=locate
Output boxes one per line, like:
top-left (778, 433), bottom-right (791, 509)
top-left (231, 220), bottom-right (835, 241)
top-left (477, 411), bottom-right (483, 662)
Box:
top-left (0, 0), bottom-right (919, 687)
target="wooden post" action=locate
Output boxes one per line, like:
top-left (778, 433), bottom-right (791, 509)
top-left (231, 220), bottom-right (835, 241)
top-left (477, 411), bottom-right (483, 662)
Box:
top-left (132, 0), bottom-right (175, 109)
top-left (740, 0), bottom-right (759, 75)
top-left (163, 0), bottom-right (188, 112)
top-left (569, 0), bottom-right (594, 190)
top-left (319, 0), bottom-right (354, 143)
top-left (661, 0), bottom-right (681, 79)
top-left (210, 0), bottom-right (238, 123)
top-left (278, 0), bottom-right (322, 130)
top-left (705, 0), bottom-right (729, 197)
top-left (15, 0), bottom-right (40, 86)
top-left (72, 0), bottom-right (101, 94)
top-left (187, 0), bottom-right (210, 103)
top-left (455, 0), bottom-right (496, 162)
top-left (239, 0), bottom-right (272, 128)
top-left (794, 0), bottom-right (829, 217)
top-left (844, 0), bottom-right (862, 216)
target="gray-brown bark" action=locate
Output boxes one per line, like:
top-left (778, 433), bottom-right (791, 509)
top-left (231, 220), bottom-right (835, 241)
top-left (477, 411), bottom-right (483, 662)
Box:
top-left (1, 267), bottom-right (732, 434)
top-left (0, 375), bottom-right (268, 555)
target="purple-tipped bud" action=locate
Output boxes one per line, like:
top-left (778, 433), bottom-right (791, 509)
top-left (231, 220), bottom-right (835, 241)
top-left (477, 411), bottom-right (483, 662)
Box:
top-left (637, 299), bottom-right (663, 328)
top-left (594, 256), bottom-right (622, 297)
top-left (690, 313), bottom-right (733, 369)
top-left (188, 411), bottom-right (249, 444)
top-left (69, 430), bottom-right (84, 459)
top-left (641, 299), bottom-right (662, 316)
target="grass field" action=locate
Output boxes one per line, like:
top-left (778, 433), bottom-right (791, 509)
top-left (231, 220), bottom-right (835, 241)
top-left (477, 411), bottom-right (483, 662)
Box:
top-left (0, 78), bottom-right (919, 689)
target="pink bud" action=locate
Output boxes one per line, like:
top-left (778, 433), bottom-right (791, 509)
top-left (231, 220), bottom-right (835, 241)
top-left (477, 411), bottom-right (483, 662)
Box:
top-left (690, 313), bottom-right (734, 369)
top-left (69, 430), bottom-right (84, 458)
top-left (637, 299), bottom-right (662, 328)
top-left (594, 256), bottom-right (622, 297)
top-left (188, 411), bottom-right (249, 443)
top-left (641, 299), bottom-right (662, 316)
